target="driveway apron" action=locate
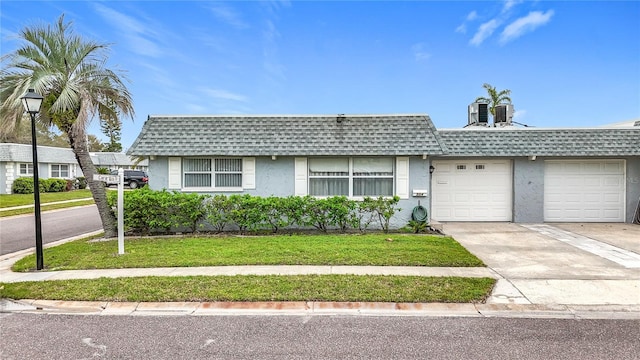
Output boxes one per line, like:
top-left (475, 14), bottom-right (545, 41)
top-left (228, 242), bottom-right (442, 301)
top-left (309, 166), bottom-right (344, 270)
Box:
top-left (442, 223), bottom-right (640, 306)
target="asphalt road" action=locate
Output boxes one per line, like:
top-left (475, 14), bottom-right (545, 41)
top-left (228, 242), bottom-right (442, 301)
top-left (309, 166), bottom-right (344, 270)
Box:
top-left (1, 314), bottom-right (638, 359)
top-left (0, 205), bottom-right (102, 255)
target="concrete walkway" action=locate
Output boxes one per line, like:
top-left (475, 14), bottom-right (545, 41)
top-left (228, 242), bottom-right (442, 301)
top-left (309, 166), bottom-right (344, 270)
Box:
top-left (2, 224), bottom-right (639, 319)
top-left (0, 198), bottom-right (93, 212)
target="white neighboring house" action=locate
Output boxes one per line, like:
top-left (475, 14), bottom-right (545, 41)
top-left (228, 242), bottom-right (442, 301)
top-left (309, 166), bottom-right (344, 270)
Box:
top-left (0, 143), bottom-right (147, 194)
top-left (89, 152), bottom-right (148, 172)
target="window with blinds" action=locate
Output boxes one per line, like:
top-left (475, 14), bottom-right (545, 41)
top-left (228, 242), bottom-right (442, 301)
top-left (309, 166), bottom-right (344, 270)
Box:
top-left (19, 163), bottom-right (33, 175)
top-left (183, 158), bottom-right (242, 188)
top-left (51, 164), bottom-right (69, 178)
top-left (308, 157), bottom-right (393, 197)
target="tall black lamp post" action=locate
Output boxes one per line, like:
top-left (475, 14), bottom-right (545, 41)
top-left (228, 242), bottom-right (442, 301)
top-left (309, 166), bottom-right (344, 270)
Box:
top-left (21, 89), bottom-right (45, 270)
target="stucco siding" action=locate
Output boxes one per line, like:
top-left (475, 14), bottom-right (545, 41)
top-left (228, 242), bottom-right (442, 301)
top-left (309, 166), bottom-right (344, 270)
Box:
top-left (146, 156), bottom-right (430, 229)
top-left (1, 162), bottom-right (8, 194)
top-left (626, 157), bottom-right (640, 223)
top-left (513, 157), bottom-right (545, 223)
top-left (251, 157), bottom-right (295, 197)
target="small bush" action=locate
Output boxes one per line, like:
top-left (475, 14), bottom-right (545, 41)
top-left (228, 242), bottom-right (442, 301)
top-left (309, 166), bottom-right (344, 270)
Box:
top-left (108, 188), bottom-right (208, 235)
top-left (76, 177), bottom-right (87, 189)
top-left (12, 177), bottom-right (35, 194)
top-left (45, 178), bottom-right (67, 192)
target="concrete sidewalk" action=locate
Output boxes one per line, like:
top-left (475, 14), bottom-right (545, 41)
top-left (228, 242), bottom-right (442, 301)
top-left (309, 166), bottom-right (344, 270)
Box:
top-left (2, 224), bottom-right (640, 319)
top-left (0, 198), bottom-right (94, 212)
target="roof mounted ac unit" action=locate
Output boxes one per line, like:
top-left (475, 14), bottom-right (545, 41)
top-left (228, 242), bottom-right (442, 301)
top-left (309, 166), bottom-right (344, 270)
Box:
top-left (494, 104), bottom-right (514, 126)
top-left (468, 102), bottom-right (489, 126)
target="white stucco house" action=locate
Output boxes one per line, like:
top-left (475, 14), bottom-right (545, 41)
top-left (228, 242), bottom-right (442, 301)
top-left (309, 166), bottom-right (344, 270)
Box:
top-left (0, 143), bottom-right (147, 194)
top-left (126, 114), bottom-right (640, 226)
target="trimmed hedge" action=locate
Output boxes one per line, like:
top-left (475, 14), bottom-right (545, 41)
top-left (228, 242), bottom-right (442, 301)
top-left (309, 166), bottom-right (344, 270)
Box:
top-left (12, 177), bottom-right (68, 194)
top-left (107, 188), bottom-right (401, 235)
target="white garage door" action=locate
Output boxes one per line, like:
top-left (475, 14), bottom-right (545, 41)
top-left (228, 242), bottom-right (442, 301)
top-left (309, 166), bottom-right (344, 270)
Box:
top-left (544, 160), bottom-right (625, 222)
top-left (431, 160), bottom-right (512, 221)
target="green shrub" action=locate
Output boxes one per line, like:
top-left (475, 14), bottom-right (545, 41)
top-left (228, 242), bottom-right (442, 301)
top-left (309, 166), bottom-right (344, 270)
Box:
top-left (45, 178), bottom-right (67, 192)
top-left (108, 188), bottom-right (208, 234)
top-left (203, 194), bottom-right (232, 232)
top-left (367, 196), bottom-right (401, 233)
top-left (76, 177), bottom-right (87, 189)
top-left (12, 177), bottom-right (35, 194)
top-left (109, 190), bottom-right (402, 235)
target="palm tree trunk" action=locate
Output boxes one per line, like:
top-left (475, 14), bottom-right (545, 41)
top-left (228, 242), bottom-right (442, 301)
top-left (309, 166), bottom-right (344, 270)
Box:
top-left (68, 131), bottom-right (117, 238)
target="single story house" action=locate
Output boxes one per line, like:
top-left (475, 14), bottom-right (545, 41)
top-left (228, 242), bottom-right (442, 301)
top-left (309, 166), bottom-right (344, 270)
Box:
top-left (0, 143), bottom-right (80, 194)
top-left (90, 152), bottom-right (148, 172)
top-left (127, 114), bottom-right (640, 226)
top-left (0, 143), bottom-right (148, 194)
top-left (431, 127), bottom-right (640, 223)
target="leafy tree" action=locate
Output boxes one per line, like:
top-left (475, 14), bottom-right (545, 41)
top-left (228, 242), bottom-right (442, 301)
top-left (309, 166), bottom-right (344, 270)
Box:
top-left (474, 83), bottom-right (512, 120)
top-left (100, 98), bottom-right (123, 152)
top-left (0, 117), bottom-right (69, 147)
top-left (87, 134), bottom-right (104, 152)
top-left (0, 14), bottom-right (134, 237)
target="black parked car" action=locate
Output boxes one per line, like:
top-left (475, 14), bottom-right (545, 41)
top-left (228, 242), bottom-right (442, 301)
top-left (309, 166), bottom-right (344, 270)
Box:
top-left (107, 169), bottom-right (149, 189)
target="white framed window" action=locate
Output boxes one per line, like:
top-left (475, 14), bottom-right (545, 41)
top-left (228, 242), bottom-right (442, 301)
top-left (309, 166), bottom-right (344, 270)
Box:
top-left (19, 163), bottom-right (33, 175)
top-left (182, 158), bottom-right (246, 190)
top-left (50, 164), bottom-right (69, 178)
top-left (308, 157), bottom-right (394, 197)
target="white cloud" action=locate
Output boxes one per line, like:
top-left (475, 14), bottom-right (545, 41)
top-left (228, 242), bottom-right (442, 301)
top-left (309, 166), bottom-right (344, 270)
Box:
top-left (93, 3), bottom-right (163, 57)
top-left (202, 88), bottom-right (248, 102)
top-left (455, 11), bottom-right (478, 34)
top-left (502, 0), bottom-right (522, 14)
top-left (500, 10), bottom-right (554, 44)
top-left (207, 3), bottom-right (249, 29)
top-left (466, 11), bottom-right (478, 21)
top-left (411, 43), bottom-right (431, 61)
top-left (470, 19), bottom-right (500, 46)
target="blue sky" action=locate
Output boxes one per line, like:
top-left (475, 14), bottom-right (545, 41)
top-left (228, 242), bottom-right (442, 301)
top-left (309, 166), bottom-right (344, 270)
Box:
top-left (2, 1), bottom-right (639, 150)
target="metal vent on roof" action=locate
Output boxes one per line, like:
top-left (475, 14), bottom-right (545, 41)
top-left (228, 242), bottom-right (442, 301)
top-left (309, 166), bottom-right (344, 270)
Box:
top-left (495, 104), bottom-right (513, 126)
top-left (468, 102), bottom-right (489, 126)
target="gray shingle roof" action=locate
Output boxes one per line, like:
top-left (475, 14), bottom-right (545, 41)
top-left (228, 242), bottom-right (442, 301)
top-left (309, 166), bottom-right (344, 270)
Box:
top-left (0, 143), bottom-right (77, 163)
top-left (90, 152), bottom-right (148, 167)
top-left (438, 128), bottom-right (640, 156)
top-left (0, 143), bottom-right (148, 167)
top-left (127, 114), bottom-right (447, 156)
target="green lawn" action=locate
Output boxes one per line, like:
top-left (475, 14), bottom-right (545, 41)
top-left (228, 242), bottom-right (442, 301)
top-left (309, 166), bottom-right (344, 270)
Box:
top-left (0, 275), bottom-right (495, 303)
top-left (0, 189), bottom-right (93, 208)
top-left (12, 234), bottom-right (485, 272)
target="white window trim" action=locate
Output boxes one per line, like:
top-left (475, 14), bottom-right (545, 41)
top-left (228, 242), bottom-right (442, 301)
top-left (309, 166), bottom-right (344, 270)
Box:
top-left (19, 163), bottom-right (33, 176)
top-left (305, 157), bottom-right (397, 199)
top-left (50, 164), bottom-right (70, 178)
top-left (177, 157), bottom-right (255, 192)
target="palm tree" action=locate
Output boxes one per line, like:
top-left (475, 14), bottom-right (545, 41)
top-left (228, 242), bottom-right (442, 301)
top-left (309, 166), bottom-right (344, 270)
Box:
top-left (0, 14), bottom-right (134, 237)
top-left (474, 83), bottom-right (512, 120)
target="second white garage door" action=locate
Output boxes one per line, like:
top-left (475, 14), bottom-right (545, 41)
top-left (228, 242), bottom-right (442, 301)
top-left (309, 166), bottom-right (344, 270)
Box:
top-left (544, 160), bottom-right (626, 222)
top-left (431, 160), bottom-right (512, 221)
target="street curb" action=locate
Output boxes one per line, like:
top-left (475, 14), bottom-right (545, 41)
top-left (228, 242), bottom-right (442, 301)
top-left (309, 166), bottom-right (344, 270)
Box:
top-left (2, 299), bottom-right (640, 319)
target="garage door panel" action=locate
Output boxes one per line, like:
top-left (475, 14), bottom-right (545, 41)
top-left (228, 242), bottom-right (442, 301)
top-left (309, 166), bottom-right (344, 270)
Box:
top-left (604, 162), bottom-right (624, 173)
top-left (432, 160), bottom-right (512, 221)
top-left (544, 160), bottom-right (625, 222)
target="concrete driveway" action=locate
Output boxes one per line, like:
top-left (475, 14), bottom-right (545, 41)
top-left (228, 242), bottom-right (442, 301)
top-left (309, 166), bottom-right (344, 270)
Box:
top-left (442, 222), bottom-right (640, 307)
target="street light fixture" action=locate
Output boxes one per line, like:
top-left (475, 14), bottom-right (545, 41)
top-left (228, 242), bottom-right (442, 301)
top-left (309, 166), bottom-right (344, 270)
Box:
top-left (21, 89), bottom-right (44, 270)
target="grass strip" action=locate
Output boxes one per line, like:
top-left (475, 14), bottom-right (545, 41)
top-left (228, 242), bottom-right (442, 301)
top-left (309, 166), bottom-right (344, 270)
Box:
top-left (0, 275), bottom-right (496, 303)
top-left (0, 189), bottom-right (93, 208)
top-left (13, 234), bottom-right (485, 272)
top-left (0, 200), bottom-right (95, 218)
